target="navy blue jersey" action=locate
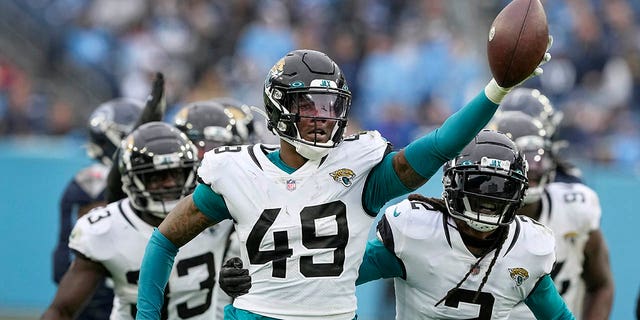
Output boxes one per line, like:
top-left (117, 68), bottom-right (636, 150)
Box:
top-left (54, 163), bottom-right (113, 320)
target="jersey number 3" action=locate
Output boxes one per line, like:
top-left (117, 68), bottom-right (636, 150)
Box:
top-left (246, 201), bottom-right (348, 278)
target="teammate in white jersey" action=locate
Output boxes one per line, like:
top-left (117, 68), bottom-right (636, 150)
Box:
top-left (42, 122), bottom-right (234, 320)
top-left (137, 46), bottom-right (552, 320)
top-left (52, 97), bottom-right (144, 320)
top-left (219, 130), bottom-right (575, 319)
top-left (490, 111), bottom-right (613, 319)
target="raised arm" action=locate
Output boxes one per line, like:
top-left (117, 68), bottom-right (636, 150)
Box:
top-left (105, 72), bottom-right (166, 203)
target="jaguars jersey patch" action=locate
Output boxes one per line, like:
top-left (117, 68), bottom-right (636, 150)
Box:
top-left (509, 267), bottom-right (530, 286)
top-left (329, 168), bottom-right (356, 187)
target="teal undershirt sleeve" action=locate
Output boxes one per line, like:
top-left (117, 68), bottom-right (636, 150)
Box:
top-left (356, 239), bottom-right (403, 285)
top-left (525, 274), bottom-right (576, 320)
top-left (403, 91), bottom-right (498, 180)
top-left (363, 91), bottom-right (498, 214)
top-left (192, 183), bottom-right (232, 222)
top-left (136, 228), bottom-right (179, 320)
top-left (363, 151), bottom-right (412, 214)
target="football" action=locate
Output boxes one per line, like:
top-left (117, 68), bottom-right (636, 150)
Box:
top-left (487, 0), bottom-right (549, 88)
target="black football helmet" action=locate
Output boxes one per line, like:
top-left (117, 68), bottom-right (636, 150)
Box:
top-left (87, 98), bottom-right (144, 166)
top-left (263, 49), bottom-right (352, 160)
top-left (443, 130), bottom-right (528, 232)
top-left (498, 88), bottom-right (563, 139)
top-left (173, 100), bottom-right (247, 159)
top-left (120, 122), bottom-right (199, 218)
top-left (210, 97), bottom-right (256, 143)
top-left (488, 111), bottom-right (555, 204)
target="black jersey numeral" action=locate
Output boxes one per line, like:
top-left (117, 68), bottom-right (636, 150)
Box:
top-left (87, 211), bottom-right (111, 224)
top-left (246, 201), bottom-right (349, 278)
top-left (563, 191), bottom-right (586, 203)
top-left (213, 146), bottom-right (243, 154)
top-left (445, 288), bottom-right (495, 320)
top-left (126, 252), bottom-right (215, 319)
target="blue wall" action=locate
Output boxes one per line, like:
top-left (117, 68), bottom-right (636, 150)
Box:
top-left (0, 138), bottom-right (637, 319)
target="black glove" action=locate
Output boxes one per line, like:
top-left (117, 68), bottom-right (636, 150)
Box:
top-left (134, 72), bottom-right (166, 129)
top-left (219, 257), bottom-right (251, 298)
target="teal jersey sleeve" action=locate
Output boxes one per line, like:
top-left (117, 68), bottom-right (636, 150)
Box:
top-left (136, 229), bottom-right (179, 320)
top-left (363, 152), bottom-right (412, 214)
top-left (403, 91), bottom-right (498, 180)
top-left (356, 238), bottom-right (403, 285)
top-left (525, 274), bottom-right (576, 320)
top-left (363, 90), bottom-right (498, 213)
top-left (192, 183), bottom-right (232, 222)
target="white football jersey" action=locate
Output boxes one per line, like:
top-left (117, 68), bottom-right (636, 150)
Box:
top-left (69, 198), bottom-right (235, 320)
top-left (197, 131), bottom-right (390, 320)
top-left (508, 182), bottom-right (601, 320)
top-left (380, 199), bottom-right (556, 320)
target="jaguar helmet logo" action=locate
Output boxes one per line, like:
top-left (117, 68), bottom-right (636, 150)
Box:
top-left (330, 168), bottom-right (356, 187)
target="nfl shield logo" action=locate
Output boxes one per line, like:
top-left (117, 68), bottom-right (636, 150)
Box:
top-left (286, 179), bottom-right (296, 191)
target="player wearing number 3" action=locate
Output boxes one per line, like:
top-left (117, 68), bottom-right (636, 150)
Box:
top-left (42, 122), bottom-right (236, 320)
top-left (136, 47), bottom-right (550, 320)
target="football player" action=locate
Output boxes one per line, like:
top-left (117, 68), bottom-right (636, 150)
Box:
top-left (489, 112), bottom-right (613, 320)
top-left (497, 88), bottom-right (583, 183)
top-left (219, 130), bottom-right (576, 319)
top-left (136, 47), bottom-right (551, 320)
top-left (52, 97), bottom-right (143, 320)
top-left (42, 122), bottom-right (232, 320)
top-left (172, 99), bottom-right (248, 317)
top-left (173, 100), bottom-right (250, 159)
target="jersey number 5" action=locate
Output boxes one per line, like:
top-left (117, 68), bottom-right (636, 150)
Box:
top-left (246, 201), bottom-right (349, 278)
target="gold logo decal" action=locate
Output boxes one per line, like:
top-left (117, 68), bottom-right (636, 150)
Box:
top-left (509, 267), bottom-right (529, 286)
top-left (330, 168), bottom-right (356, 187)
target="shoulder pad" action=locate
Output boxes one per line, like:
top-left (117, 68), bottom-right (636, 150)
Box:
top-left (342, 130), bottom-right (390, 149)
top-left (74, 163), bottom-right (109, 199)
top-left (73, 205), bottom-right (114, 237)
top-left (69, 204), bottom-right (118, 260)
top-left (198, 145), bottom-right (247, 185)
top-left (384, 199), bottom-right (441, 240)
top-left (517, 216), bottom-right (556, 257)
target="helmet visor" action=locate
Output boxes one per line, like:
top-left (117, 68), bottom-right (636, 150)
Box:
top-left (463, 173), bottom-right (522, 201)
top-left (289, 93), bottom-right (347, 118)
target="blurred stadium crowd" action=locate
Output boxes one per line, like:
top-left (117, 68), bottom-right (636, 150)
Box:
top-left (0, 0), bottom-right (639, 168)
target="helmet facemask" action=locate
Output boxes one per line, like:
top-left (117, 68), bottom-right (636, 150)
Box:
top-left (444, 157), bottom-right (528, 232)
top-left (120, 123), bottom-right (199, 219)
top-left (124, 166), bottom-right (197, 218)
top-left (266, 86), bottom-right (351, 160)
